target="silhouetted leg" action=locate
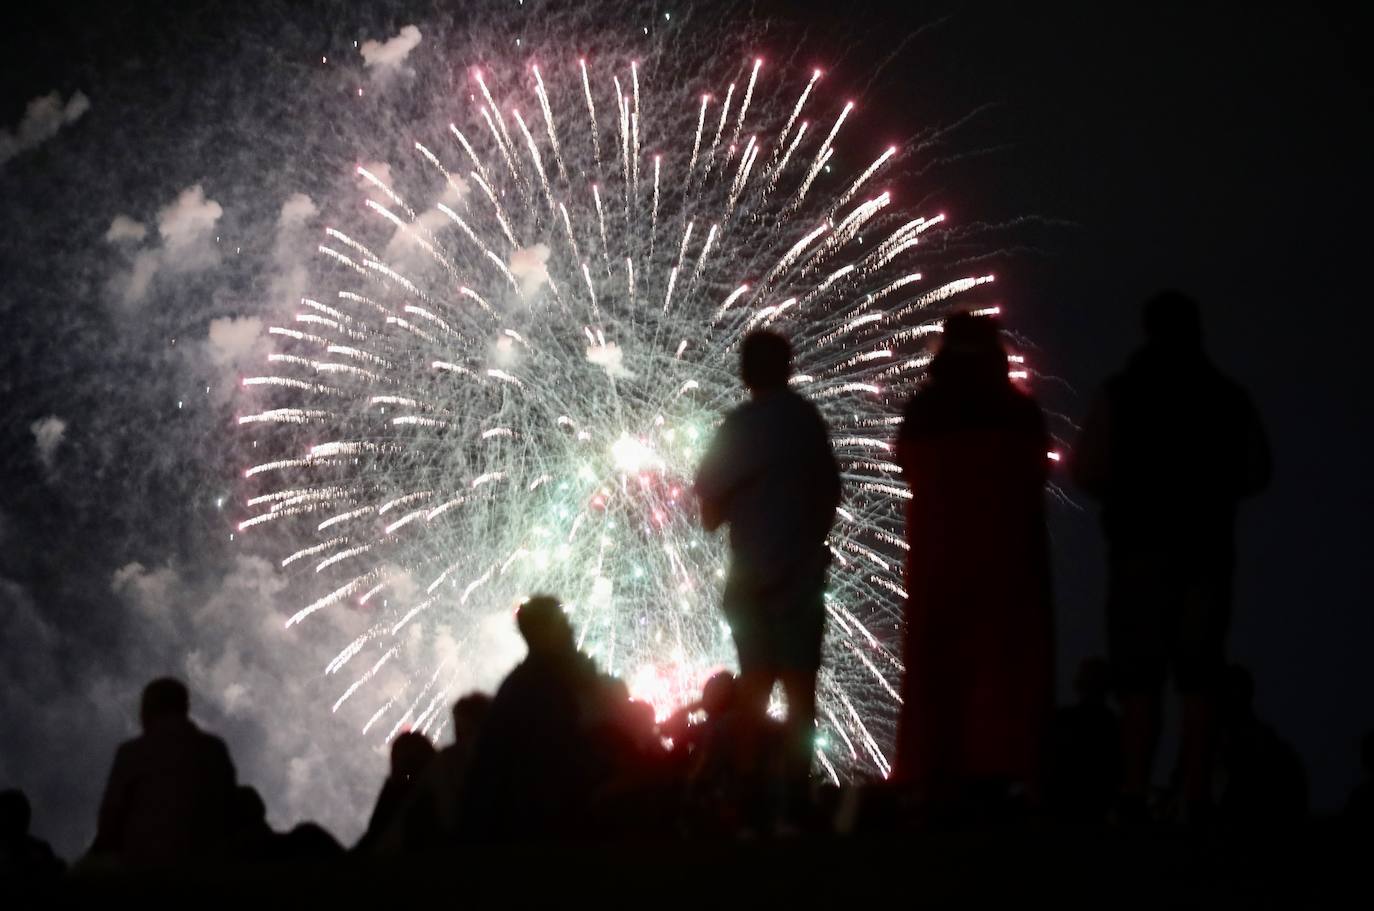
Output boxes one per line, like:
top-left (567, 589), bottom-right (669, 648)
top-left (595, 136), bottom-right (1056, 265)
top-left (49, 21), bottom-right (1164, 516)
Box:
top-left (1108, 551), bottom-right (1168, 815)
top-left (736, 669), bottom-right (774, 756)
top-left (735, 668), bottom-right (775, 827)
top-left (1175, 568), bottom-right (1229, 818)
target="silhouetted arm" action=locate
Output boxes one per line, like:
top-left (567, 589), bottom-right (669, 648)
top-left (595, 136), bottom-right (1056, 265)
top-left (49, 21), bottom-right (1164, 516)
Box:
top-left (814, 402), bottom-right (843, 511)
top-left (693, 415), bottom-right (742, 532)
top-left (1070, 393), bottom-right (1111, 498)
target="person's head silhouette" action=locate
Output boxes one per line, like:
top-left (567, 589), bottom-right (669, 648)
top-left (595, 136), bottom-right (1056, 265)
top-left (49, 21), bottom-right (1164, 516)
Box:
top-left (140, 677), bottom-right (190, 732)
top-left (516, 594), bottom-right (576, 656)
top-left (389, 731), bottom-right (436, 781)
top-left (931, 311), bottom-right (1008, 385)
top-left (451, 692), bottom-right (492, 741)
top-left (740, 329), bottom-right (792, 395)
top-left (1143, 290), bottom-right (1203, 352)
top-left (701, 671), bottom-right (737, 717)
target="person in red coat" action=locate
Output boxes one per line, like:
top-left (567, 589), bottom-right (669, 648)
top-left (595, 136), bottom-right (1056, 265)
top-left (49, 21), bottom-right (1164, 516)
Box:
top-left (894, 312), bottom-right (1054, 809)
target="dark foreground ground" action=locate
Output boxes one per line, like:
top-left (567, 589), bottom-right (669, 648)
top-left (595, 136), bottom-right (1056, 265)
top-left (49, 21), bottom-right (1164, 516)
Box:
top-left (25, 817), bottom-right (1370, 908)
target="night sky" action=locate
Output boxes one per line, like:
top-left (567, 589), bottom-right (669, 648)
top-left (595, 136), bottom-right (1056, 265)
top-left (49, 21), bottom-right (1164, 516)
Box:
top-left (2, 0), bottom-right (1369, 856)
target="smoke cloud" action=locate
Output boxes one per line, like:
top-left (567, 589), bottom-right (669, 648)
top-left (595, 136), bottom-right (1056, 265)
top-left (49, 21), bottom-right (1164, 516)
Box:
top-left (109, 184), bottom-right (225, 306)
top-left (360, 25), bottom-right (422, 75)
top-left (0, 90), bottom-right (89, 166)
top-left (30, 416), bottom-right (67, 473)
top-left (586, 341), bottom-right (634, 379)
top-left (104, 215), bottom-right (147, 245)
top-left (509, 243), bottom-right (552, 302)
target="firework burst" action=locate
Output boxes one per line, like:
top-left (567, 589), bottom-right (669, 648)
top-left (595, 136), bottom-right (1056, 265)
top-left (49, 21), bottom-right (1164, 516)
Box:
top-left (236, 5), bottom-right (997, 783)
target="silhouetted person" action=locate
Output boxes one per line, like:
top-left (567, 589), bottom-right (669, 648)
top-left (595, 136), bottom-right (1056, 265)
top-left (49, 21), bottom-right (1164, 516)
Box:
top-left (694, 329), bottom-right (841, 822)
top-left (663, 671), bottom-right (738, 766)
top-left (1048, 658), bottom-right (1122, 822)
top-left (1072, 291), bottom-right (1271, 823)
top-left (461, 595), bottom-right (604, 839)
top-left (90, 677), bottom-right (238, 867)
top-left (1344, 730), bottom-right (1374, 832)
top-left (586, 697), bottom-right (676, 837)
top-left (355, 730), bottom-right (435, 855)
top-left (681, 671), bottom-right (783, 834)
top-left (397, 692), bottom-right (492, 850)
top-left (0, 789), bottom-right (63, 882)
top-left (1214, 665), bottom-right (1307, 828)
top-left (895, 312), bottom-right (1054, 809)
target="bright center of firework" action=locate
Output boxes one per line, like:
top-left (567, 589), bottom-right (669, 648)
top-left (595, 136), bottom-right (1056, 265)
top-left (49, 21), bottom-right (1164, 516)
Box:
top-left (610, 432), bottom-right (662, 474)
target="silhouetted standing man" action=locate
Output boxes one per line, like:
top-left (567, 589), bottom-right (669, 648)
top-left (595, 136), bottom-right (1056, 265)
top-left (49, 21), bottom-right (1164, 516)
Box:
top-left (91, 678), bottom-right (238, 867)
top-left (1072, 291), bottom-right (1270, 823)
top-left (695, 329), bottom-right (841, 816)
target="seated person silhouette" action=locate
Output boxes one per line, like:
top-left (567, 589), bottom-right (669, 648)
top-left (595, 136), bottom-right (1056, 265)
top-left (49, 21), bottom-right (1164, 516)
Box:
top-left (1214, 664), bottom-right (1308, 828)
top-left (461, 596), bottom-right (605, 840)
top-left (355, 730), bottom-right (436, 855)
top-left (0, 789), bottom-right (64, 882)
top-left (397, 693), bottom-right (492, 850)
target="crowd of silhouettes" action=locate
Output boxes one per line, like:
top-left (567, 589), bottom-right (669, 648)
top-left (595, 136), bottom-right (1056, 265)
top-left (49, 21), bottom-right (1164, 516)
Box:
top-left (5, 294), bottom-right (1370, 885)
